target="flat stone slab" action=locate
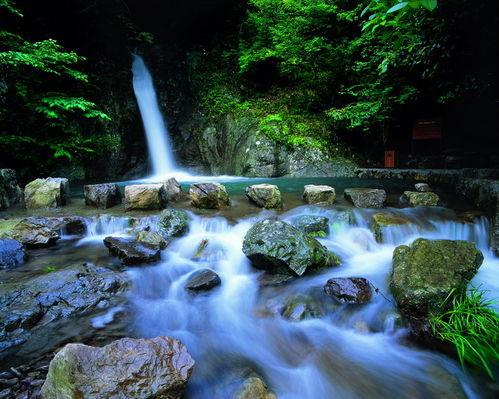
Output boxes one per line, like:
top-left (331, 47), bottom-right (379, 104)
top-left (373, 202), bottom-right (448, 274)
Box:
top-left (344, 188), bottom-right (386, 208)
top-left (371, 213), bottom-right (414, 243)
top-left (303, 185), bottom-right (336, 205)
top-left (103, 236), bottom-right (160, 265)
top-left (401, 191), bottom-right (439, 207)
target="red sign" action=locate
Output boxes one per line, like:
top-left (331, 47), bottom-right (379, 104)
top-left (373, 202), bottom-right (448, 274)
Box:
top-left (384, 150), bottom-right (396, 168)
top-left (412, 119), bottom-right (442, 140)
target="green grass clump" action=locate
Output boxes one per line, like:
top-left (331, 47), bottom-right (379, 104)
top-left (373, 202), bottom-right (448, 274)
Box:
top-left (43, 265), bottom-right (57, 273)
top-left (429, 287), bottom-right (499, 379)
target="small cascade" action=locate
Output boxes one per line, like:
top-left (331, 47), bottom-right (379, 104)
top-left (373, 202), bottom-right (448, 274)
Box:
top-left (76, 215), bottom-right (132, 245)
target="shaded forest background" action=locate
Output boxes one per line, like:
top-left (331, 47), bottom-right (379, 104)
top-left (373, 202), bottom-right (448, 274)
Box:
top-left (1, 0), bottom-right (498, 182)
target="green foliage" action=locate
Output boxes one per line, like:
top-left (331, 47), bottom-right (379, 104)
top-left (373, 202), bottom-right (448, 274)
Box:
top-left (308, 230), bottom-right (327, 238)
top-left (429, 287), bottom-right (499, 379)
top-left (43, 265), bottom-right (57, 273)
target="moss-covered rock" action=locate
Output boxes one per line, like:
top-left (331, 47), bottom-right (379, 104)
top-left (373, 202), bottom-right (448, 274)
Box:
top-left (371, 213), bottom-right (413, 243)
top-left (136, 230), bottom-right (169, 250)
top-left (159, 209), bottom-right (190, 237)
top-left (124, 184), bottom-right (167, 211)
top-left (303, 184), bottom-right (336, 205)
top-left (189, 182), bottom-right (230, 209)
top-left (401, 191), bottom-right (439, 207)
top-left (245, 184), bottom-right (282, 209)
top-left (293, 215), bottom-right (329, 236)
top-left (0, 218), bottom-right (60, 248)
top-left (390, 238), bottom-right (483, 317)
top-left (344, 188), bottom-right (386, 208)
top-left (24, 177), bottom-right (70, 209)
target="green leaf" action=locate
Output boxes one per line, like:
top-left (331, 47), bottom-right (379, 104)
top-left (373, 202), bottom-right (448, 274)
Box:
top-left (387, 2), bottom-right (409, 14)
top-left (421, 0), bottom-right (437, 11)
top-left (360, 5), bottom-right (370, 17)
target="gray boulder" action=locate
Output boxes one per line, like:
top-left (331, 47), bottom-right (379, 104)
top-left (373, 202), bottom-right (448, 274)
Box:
top-left (0, 169), bottom-right (23, 210)
top-left (124, 184), bottom-right (167, 211)
top-left (324, 277), bottom-right (372, 304)
top-left (84, 183), bottom-right (122, 209)
top-left (40, 336), bottom-right (194, 399)
top-left (344, 188), bottom-right (386, 208)
top-left (303, 184), bottom-right (336, 205)
top-left (401, 191), bottom-right (439, 207)
top-left (242, 219), bottom-right (339, 276)
top-left (24, 177), bottom-right (70, 209)
top-left (245, 184), bottom-right (282, 209)
top-left (189, 182), bottom-right (230, 209)
top-left (293, 215), bottom-right (329, 236)
top-left (390, 238), bottom-right (483, 317)
top-left (0, 238), bottom-right (26, 269)
top-left (159, 209), bottom-right (190, 237)
top-left (415, 183), bottom-right (431, 192)
top-left (185, 269), bottom-right (221, 292)
top-left (103, 237), bottom-right (160, 265)
top-left (163, 177), bottom-right (182, 201)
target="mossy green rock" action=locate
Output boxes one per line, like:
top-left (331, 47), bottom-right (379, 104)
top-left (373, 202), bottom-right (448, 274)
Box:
top-left (242, 219), bottom-right (340, 276)
top-left (245, 184), bottom-right (282, 209)
top-left (159, 209), bottom-right (190, 237)
top-left (390, 238), bottom-right (483, 317)
top-left (401, 191), bottom-right (439, 207)
top-left (371, 213), bottom-right (413, 243)
top-left (136, 230), bottom-right (169, 249)
top-left (24, 177), bottom-right (69, 209)
top-left (293, 215), bottom-right (329, 235)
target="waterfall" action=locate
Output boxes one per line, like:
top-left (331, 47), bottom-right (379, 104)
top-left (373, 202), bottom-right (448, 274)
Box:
top-left (132, 54), bottom-right (176, 176)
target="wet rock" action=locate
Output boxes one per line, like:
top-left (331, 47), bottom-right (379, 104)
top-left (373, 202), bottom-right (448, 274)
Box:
top-left (40, 336), bottom-right (194, 399)
top-left (456, 210), bottom-right (484, 223)
top-left (189, 182), bottom-right (230, 209)
top-left (390, 238), bottom-right (483, 317)
top-left (0, 263), bottom-right (128, 354)
top-left (24, 177), bottom-right (69, 209)
top-left (0, 218), bottom-right (60, 248)
top-left (124, 184), bottom-right (167, 211)
top-left (0, 239), bottom-right (26, 269)
top-left (185, 269), bottom-right (221, 292)
top-left (159, 209), bottom-right (190, 237)
top-left (242, 219), bottom-right (339, 276)
top-left (370, 213), bottom-right (413, 243)
top-left (401, 191), bottom-right (439, 207)
top-left (136, 230), bottom-right (169, 250)
top-left (293, 215), bottom-right (329, 236)
top-left (281, 294), bottom-right (323, 321)
top-left (303, 184), bottom-right (336, 205)
top-left (245, 184), bottom-right (282, 209)
top-left (344, 188), bottom-right (386, 208)
top-left (234, 373), bottom-right (277, 399)
top-left (0, 169), bottom-right (23, 211)
top-left (84, 183), bottom-right (122, 209)
top-left (415, 182), bottom-right (431, 192)
top-left (103, 237), bottom-right (161, 265)
top-left (258, 273), bottom-right (295, 287)
top-left (324, 277), bottom-right (372, 304)
top-left (162, 177), bottom-right (182, 201)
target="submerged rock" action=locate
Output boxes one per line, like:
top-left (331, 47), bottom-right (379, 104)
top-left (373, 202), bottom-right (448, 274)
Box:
top-left (0, 263), bottom-right (128, 354)
top-left (370, 213), bottom-right (413, 243)
top-left (1, 218), bottom-right (60, 248)
top-left (189, 182), bottom-right (230, 209)
top-left (103, 236), bottom-right (160, 265)
top-left (84, 183), bottom-right (122, 209)
top-left (0, 238), bottom-right (26, 268)
top-left (390, 238), bottom-right (483, 317)
top-left (242, 219), bottom-right (339, 276)
top-left (303, 184), bottom-right (336, 205)
top-left (159, 209), bottom-right (190, 237)
top-left (185, 269), bottom-right (221, 292)
top-left (293, 215), bottom-right (329, 236)
top-left (163, 177), bottom-right (182, 201)
top-left (0, 169), bottom-right (23, 211)
top-left (415, 182), bottom-right (431, 192)
top-left (24, 177), bottom-right (70, 209)
top-left (40, 336), bottom-right (194, 399)
top-left (124, 184), bottom-right (167, 211)
top-left (324, 277), bottom-right (372, 304)
top-left (281, 294), bottom-right (323, 321)
top-left (344, 188), bottom-right (386, 208)
top-left (401, 191), bottom-right (439, 207)
top-left (136, 230), bottom-right (169, 250)
top-left (245, 184), bottom-right (282, 209)
top-left (233, 373), bottom-right (277, 399)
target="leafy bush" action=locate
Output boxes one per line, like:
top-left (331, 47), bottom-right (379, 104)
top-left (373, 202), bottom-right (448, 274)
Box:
top-left (429, 287), bottom-right (499, 379)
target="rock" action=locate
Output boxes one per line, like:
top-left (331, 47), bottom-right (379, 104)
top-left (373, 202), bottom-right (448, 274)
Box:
top-left (401, 191), bottom-right (439, 207)
top-left (0, 169), bottom-right (23, 211)
top-left (324, 277), bottom-right (372, 304)
top-left (0, 239), bottom-right (26, 269)
top-left (136, 230), bottom-right (169, 250)
top-left (124, 184), bottom-right (167, 211)
top-left (390, 238), bottom-right (483, 317)
top-left (192, 239), bottom-right (209, 260)
top-left (1, 218), bottom-right (60, 248)
top-left (281, 294), bottom-right (323, 321)
top-left (84, 183), bottom-right (122, 209)
top-left (185, 269), bottom-right (221, 292)
top-left (40, 336), bottom-right (194, 399)
top-left (159, 209), bottom-right (190, 237)
top-left (415, 183), bottom-right (431, 192)
top-left (189, 182), bottom-right (230, 209)
top-left (234, 374), bottom-right (277, 399)
top-left (303, 184), bottom-right (336, 205)
top-left (24, 177), bottom-right (69, 209)
top-left (242, 219), bottom-right (339, 276)
top-left (103, 237), bottom-right (160, 265)
top-left (344, 188), bottom-right (386, 208)
top-left (0, 263), bottom-right (128, 354)
top-left (371, 213), bottom-right (413, 243)
top-left (293, 215), bottom-right (329, 236)
top-left (245, 184), bottom-right (282, 208)
top-left (456, 210), bottom-right (484, 224)
top-left (163, 177), bottom-right (182, 201)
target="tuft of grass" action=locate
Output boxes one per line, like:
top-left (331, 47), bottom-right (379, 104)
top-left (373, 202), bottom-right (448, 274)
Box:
top-left (429, 287), bottom-right (499, 379)
top-left (43, 265), bottom-right (57, 273)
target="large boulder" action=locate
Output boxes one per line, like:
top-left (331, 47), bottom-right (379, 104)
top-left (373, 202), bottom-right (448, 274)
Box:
top-left (189, 182), bottom-right (230, 209)
top-left (370, 213), bottom-right (414, 243)
top-left (0, 169), bottom-right (23, 210)
top-left (0, 263), bottom-right (128, 354)
top-left (163, 177), bottom-right (182, 201)
top-left (0, 238), bottom-right (26, 269)
top-left (0, 218), bottom-right (60, 248)
top-left (344, 188), bottom-right (386, 208)
top-left (242, 219), bottom-right (339, 276)
top-left (103, 236), bottom-right (161, 265)
top-left (185, 269), bottom-right (221, 292)
top-left (324, 277), bottom-right (372, 304)
top-left (24, 177), bottom-right (70, 209)
top-left (303, 185), bottom-right (336, 205)
top-left (245, 184), bottom-right (282, 209)
top-left (401, 191), bottom-right (439, 207)
top-left (293, 215), bottom-right (329, 236)
top-left (124, 184), bottom-right (167, 211)
top-left (84, 183), bottom-right (122, 209)
top-left (390, 238), bottom-right (483, 317)
top-left (40, 336), bottom-right (194, 399)
top-left (159, 209), bottom-right (190, 237)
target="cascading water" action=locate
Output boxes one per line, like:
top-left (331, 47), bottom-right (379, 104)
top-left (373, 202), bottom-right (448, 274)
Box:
top-left (132, 54), bottom-right (177, 177)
